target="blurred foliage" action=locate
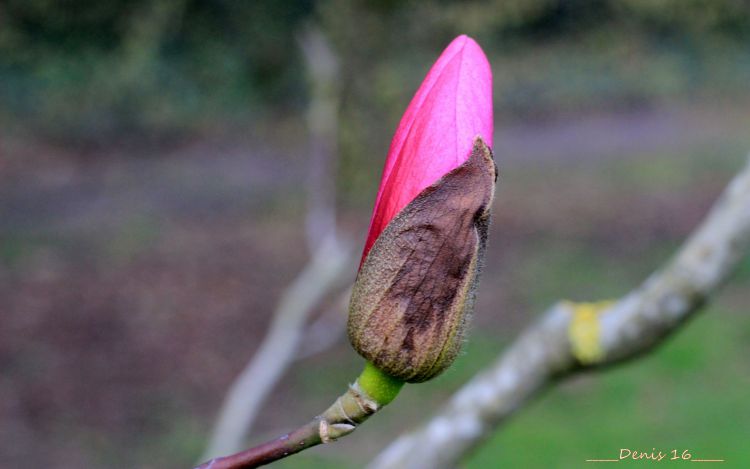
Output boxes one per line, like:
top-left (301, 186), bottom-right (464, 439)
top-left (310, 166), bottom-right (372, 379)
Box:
top-left (0, 0), bottom-right (314, 139)
top-left (3, 0), bottom-right (750, 219)
top-left (1, 0), bottom-right (750, 143)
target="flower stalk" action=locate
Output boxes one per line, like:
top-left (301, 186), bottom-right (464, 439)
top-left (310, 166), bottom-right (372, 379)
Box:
top-left (194, 364), bottom-right (402, 469)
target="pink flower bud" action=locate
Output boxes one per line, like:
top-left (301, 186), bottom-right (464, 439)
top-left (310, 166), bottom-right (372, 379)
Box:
top-left (348, 36), bottom-right (497, 382)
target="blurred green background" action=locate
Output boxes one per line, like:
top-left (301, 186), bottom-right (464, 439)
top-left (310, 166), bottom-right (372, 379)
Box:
top-left (1, 1), bottom-right (749, 468)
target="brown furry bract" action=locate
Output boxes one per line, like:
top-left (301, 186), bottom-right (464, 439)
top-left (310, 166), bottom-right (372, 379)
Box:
top-left (348, 137), bottom-right (497, 382)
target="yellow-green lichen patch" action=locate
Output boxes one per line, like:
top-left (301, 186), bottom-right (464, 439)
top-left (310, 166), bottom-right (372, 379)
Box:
top-left (566, 301), bottom-right (614, 365)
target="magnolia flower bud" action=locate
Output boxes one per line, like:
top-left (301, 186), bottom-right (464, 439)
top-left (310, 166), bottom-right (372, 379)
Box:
top-left (347, 35), bottom-right (495, 383)
top-left (348, 138), bottom-right (496, 382)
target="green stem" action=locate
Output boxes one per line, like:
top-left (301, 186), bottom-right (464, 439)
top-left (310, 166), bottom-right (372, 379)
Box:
top-left (357, 361), bottom-right (405, 406)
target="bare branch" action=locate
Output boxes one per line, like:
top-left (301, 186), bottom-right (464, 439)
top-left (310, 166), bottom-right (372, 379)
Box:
top-left (370, 153), bottom-right (750, 469)
top-left (199, 25), bottom-right (347, 461)
top-left (194, 364), bottom-right (402, 469)
top-left (201, 236), bottom-right (354, 460)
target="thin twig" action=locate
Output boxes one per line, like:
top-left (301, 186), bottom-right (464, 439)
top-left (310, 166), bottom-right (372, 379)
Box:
top-left (195, 381), bottom-right (381, 469)
top-left (369, 153), bottom-right (750, 469)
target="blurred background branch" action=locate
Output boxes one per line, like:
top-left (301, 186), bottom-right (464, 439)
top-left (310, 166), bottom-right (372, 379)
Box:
top-left (300, 25), bottom-right (341, 252)
top-left (200, 25), bottom-right (354, 460)
top-left (370, 152), bottom-right (750, 469)
top-left (200, 234), bottom-right (353, 460)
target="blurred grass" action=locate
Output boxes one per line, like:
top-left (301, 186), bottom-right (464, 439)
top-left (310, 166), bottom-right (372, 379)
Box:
top-left (468, 300), bottom-right (750, 468)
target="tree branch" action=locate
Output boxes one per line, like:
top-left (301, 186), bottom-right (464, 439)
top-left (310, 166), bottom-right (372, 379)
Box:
top-left (369, 153), bottom-right (750, 469)
top-left (195, 381), bottom-right (381, 469)
top-left (195, 363), bottom-right (404, 469)
top-left (200, 235), bottom-right (354, 460)
top-left (199, 25), bottom-right (348, 461)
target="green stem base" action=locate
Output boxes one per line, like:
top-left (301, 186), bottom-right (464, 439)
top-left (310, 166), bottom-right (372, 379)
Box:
top-left (357, 361), bottom-right (405, 406)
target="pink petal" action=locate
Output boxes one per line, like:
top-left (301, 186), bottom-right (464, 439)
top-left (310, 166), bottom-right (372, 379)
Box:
top-left (361, 35), bottom-right (493, 266)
